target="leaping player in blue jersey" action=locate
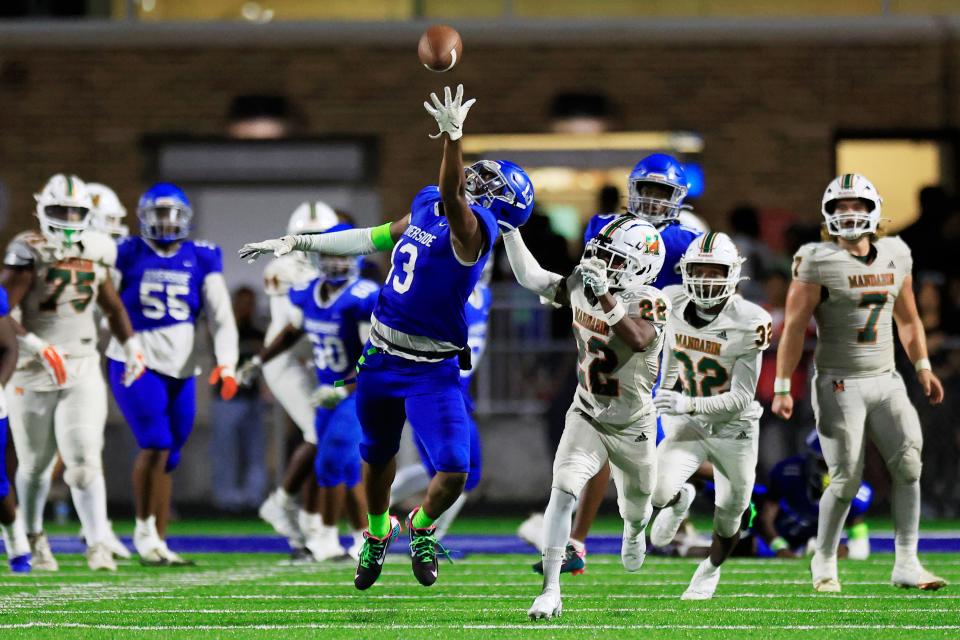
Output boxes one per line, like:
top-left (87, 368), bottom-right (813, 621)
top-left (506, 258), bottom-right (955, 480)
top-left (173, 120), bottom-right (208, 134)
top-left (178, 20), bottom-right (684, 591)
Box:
top-left (107, 183), bottom-right (239, 566)
top-left (241, 84), bottom-right (534, 590)
top-left (524, 154), bottom-right (704, 575)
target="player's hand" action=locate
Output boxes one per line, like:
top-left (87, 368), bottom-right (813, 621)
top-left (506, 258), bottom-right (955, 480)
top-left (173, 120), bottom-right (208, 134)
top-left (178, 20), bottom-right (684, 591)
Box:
top-left (579, 257), bottom-right (609, 297)
top-left (772, 393), bottom-right (793, 420)
top-left (21, 333), bottom-right (67, 386)
top-left (209, 365), bottom-right (239, 401)
top-left (238, 236), bottom-right (296, 263)
top-left (235, 356), bottom-right (263, 388)
top-left (423, 84), bottom-right (476, 141)
top-left (309, 384), bottom-right (347, 409)
top-left (918, 369), bottom-right (944, 405)
top-left (122, 336), bottom-right (147, 387)
top-left (652, 389), bottom-right (693, 415)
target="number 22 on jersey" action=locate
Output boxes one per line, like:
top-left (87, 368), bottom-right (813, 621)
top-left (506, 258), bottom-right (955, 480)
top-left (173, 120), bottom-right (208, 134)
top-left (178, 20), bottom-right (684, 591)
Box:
top-left (574, 328), bottom-right (620, 397)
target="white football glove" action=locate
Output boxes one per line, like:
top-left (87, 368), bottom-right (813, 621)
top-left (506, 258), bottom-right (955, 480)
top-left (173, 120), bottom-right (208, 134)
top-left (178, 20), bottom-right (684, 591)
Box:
top-left (122, 336), bottom-right (148, 387)
top-left (238, 235), bottom-right (296, 263)
top-left (423, 84), bottom-right (476, 141)
top-left (235, 356), bottom-right (263, 387)
top-left (653, 389), bottom-right (694, 415)
top-left (310, 384), bottom-right (348, 409)
top-left (579, 256), bottom-right (610, 297)
top-left (20, 332), bottom-right (68, 386)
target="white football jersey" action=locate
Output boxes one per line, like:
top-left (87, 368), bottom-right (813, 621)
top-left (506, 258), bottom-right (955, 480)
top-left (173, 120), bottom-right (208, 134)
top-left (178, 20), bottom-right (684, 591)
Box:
top-left (5, 230), bottom-right (116, 389)
top-left (567, 272), bottom-right (670, 426)
top-left (793, 237), bottom-right (912, 378)
top-left (263, 253), bottom-right (317, 356)
top-left (661, 285), bottom-right (771, 425)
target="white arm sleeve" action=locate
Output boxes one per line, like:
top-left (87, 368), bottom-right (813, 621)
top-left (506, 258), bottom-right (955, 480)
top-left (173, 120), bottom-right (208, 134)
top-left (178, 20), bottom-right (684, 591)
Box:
top-left (503, 230), bottom-right (564, 301)
top-left (691, 350), bottom-right (761, 415)
top-left (202, 272), bottom-right (239, 369)
top-left (293, 228), bottom-right (378, 256)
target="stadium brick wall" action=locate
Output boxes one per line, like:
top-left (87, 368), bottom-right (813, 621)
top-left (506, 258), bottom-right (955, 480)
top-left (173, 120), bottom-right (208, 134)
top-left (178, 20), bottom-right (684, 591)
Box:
top-left (0, 40), bottom-right (956, 242)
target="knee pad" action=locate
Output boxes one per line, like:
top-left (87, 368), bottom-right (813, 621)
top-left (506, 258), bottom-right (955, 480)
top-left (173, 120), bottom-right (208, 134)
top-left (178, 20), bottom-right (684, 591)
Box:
top-left (652, 484), bottom-right (679, 510)
top-left (552, 468), bottom-right (589, 499)
top-left (165, 450), bottom-right (182, 473)
top-left (63, 463), bottom-right (102, 490)
top-left (359, 439), bottom-right (400, 467)
top-left (891, 445), bottom-right (922, 484)
top-left (464, 463), bottom-right (481, 492)
top-left (714, 507), bottom-right (743, 539)
top-left (621, 498), bottom-right (653, 529)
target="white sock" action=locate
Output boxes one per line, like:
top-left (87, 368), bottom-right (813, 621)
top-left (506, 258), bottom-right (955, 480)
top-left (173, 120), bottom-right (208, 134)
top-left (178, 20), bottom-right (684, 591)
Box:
top-left (892, 480), bottom-right (920, 566)
top-left (815, 486), bottom-right (851, 558)
top-left (298, 510), bottom-right (321, 535)
top-left (277, 488), bottom-right (296, 507)
top-left (135, 515), bottom-right (159, 540)
top-left (541, 488), bottom-right (577, 591)
top-left (390, 465), bottom-right (431, 506)
top-left (433, 492), bottom-right (468, 540)
top-left (1, 510), bottom-right (30, 558)
top-left (70, 474), bottom-right (109, 547)
top-left (16, 471), bottom-right (51, 535)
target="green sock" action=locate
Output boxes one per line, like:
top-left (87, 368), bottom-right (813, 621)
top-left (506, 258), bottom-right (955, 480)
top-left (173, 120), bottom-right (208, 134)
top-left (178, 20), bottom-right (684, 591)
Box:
top-left (367, 511), bottom-right (391, 538)
top-left (412, 507), bottom-right (436, 530)
top-left (848, 522), bottom-right (869, 540)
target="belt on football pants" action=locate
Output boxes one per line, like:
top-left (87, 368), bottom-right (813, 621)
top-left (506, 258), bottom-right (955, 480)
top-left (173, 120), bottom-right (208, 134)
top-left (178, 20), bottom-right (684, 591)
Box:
top-left (370, 327), bottom-right (472, 371)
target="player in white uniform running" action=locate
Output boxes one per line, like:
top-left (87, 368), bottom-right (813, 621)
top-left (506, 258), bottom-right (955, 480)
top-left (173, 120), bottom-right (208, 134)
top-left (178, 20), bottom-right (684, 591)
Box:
top-left (773, 173), bottom-right (946, 592)
top-left (0, 174), bottom-right (146, 572)
top-left (505, 217), bottom-right (668, 620)
top-left (649, 232), bottom-right (772, 599)
top-left (242, 201), bottom-right (338, 558)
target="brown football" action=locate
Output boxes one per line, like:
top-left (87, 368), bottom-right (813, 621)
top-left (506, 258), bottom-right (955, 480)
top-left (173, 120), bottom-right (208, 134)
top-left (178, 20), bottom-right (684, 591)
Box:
top-left (418, 24), bottom-right (462, 73)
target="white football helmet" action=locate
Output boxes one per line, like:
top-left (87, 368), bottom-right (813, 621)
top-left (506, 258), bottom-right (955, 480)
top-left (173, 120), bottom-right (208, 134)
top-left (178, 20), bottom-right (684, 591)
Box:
top-left (87, 182), bottom-right (129, 238)
top-left (680, 231), bottom-right (746, 308)
top-left (34, 174), bottom-right (93, 246)
top-left (821, 173), bottom-right (882, 241)
top-left (585, 217), bottom-right (665, 289)
top-left (287, 201), bottom-right (338, 235)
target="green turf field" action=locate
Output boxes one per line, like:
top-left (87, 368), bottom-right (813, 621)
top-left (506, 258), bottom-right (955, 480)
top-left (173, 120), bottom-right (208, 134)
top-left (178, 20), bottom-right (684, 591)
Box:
top-left (1, 550), bottom-right (957, 639)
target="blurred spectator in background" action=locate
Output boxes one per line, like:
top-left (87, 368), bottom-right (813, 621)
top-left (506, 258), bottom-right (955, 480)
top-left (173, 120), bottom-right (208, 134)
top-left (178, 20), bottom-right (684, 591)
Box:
top-left (728, 204), bottom-right (775, 302)
top-left (211, 287), bottom-right (268, 512)
top-left (598, 184), bottom-right (622, 214)
top-left (756, 266), bottom-right (815, 477)
top-left (900, 187), bottom-right (951, 276)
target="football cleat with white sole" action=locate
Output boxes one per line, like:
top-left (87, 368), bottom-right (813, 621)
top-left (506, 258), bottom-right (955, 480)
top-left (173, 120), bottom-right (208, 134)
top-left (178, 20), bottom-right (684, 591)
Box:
top-left (86, 543), bottom-right (117, 572)
top-left (134, 517), bottom-right (168, 566)
top-left (27, 533), bottom-right (58, 571)
top-left (681, 558), bottom-right (721, 600)
top-left (811, 551), bottom-right (841, 592)
top-left (517, 512), bottom-right (545, 552)
top-left (846, 535), bottom-right (870, 561)
top-left (306, 525), bottom-right (347, 562)
top-left (650, 483), bottom-right (695, 547)
top-left (259, 490), bottom-right (301, 542)
top-left (621, 523), bottom-right (647, 572)
top-left (528, 589), bottom-right (562, 620)
top-left (158, 541), bottom-right (195, 567)
top-left (891, 561), bottom-right (947, 591)
top-left (105, 522), bottom-right (132, 559)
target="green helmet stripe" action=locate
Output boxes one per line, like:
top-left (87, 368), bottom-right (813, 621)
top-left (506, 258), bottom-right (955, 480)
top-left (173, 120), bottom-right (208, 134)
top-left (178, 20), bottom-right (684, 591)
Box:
top-left (65, 175), bottom-right (73, 197)
top-left (841, 174), bottom-right (854, 189)
top-left (600, 216), bottom-right (632, 240)
top-left (701, 231), bottom-right (717, 252)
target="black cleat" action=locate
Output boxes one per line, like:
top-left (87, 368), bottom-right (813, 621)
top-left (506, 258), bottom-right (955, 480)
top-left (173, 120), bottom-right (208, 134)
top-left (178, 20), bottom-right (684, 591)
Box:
top-left (532, 542), bottom-right (586, 575)
top-left (406, 508), bottom-right (453, 587)
top-left (354, 516), bottom-right (401, 591)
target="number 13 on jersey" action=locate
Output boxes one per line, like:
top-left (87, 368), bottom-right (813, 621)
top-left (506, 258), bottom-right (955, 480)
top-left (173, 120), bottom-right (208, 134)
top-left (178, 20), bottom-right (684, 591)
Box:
top-left (388, 244), bottom-right (418, 294)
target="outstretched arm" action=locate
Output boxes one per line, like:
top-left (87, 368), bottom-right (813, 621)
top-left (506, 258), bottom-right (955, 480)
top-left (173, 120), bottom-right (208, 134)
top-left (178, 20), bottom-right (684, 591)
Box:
top-left (893, 274), bottom-right (944, 404)
top-left (239, 216), bottom-right (409, 263)
top-left (503, 229), bottom-right (566, 304)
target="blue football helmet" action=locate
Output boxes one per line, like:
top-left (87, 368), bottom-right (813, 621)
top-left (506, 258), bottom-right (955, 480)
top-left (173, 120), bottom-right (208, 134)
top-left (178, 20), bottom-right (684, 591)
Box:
top-left (464, 159), bottom-right (535, 230)
top-left (137, 182), bottom-right (193, 243)
top-left (627, 153), bottom-right (688, 225)
top-left (312, 222), bottom-right (360, 285)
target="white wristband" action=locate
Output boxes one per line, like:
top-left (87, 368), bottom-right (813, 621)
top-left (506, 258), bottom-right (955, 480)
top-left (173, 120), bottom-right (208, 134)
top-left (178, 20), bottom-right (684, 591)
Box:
top-left (773, 377), bottom-right (791, 395)
top-left (123, 335), bottom-right (143, 360)
top-left (914, 358), bottom-right (932, 373)
top-left (604, 301), bottom-right (626, 326)
top-left (20, 333), bottom-right (45, 356)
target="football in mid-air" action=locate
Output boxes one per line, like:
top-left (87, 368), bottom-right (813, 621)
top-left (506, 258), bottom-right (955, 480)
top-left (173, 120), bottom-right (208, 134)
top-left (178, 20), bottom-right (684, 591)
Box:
top-left (418, 24), bottom-right (462, 72)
